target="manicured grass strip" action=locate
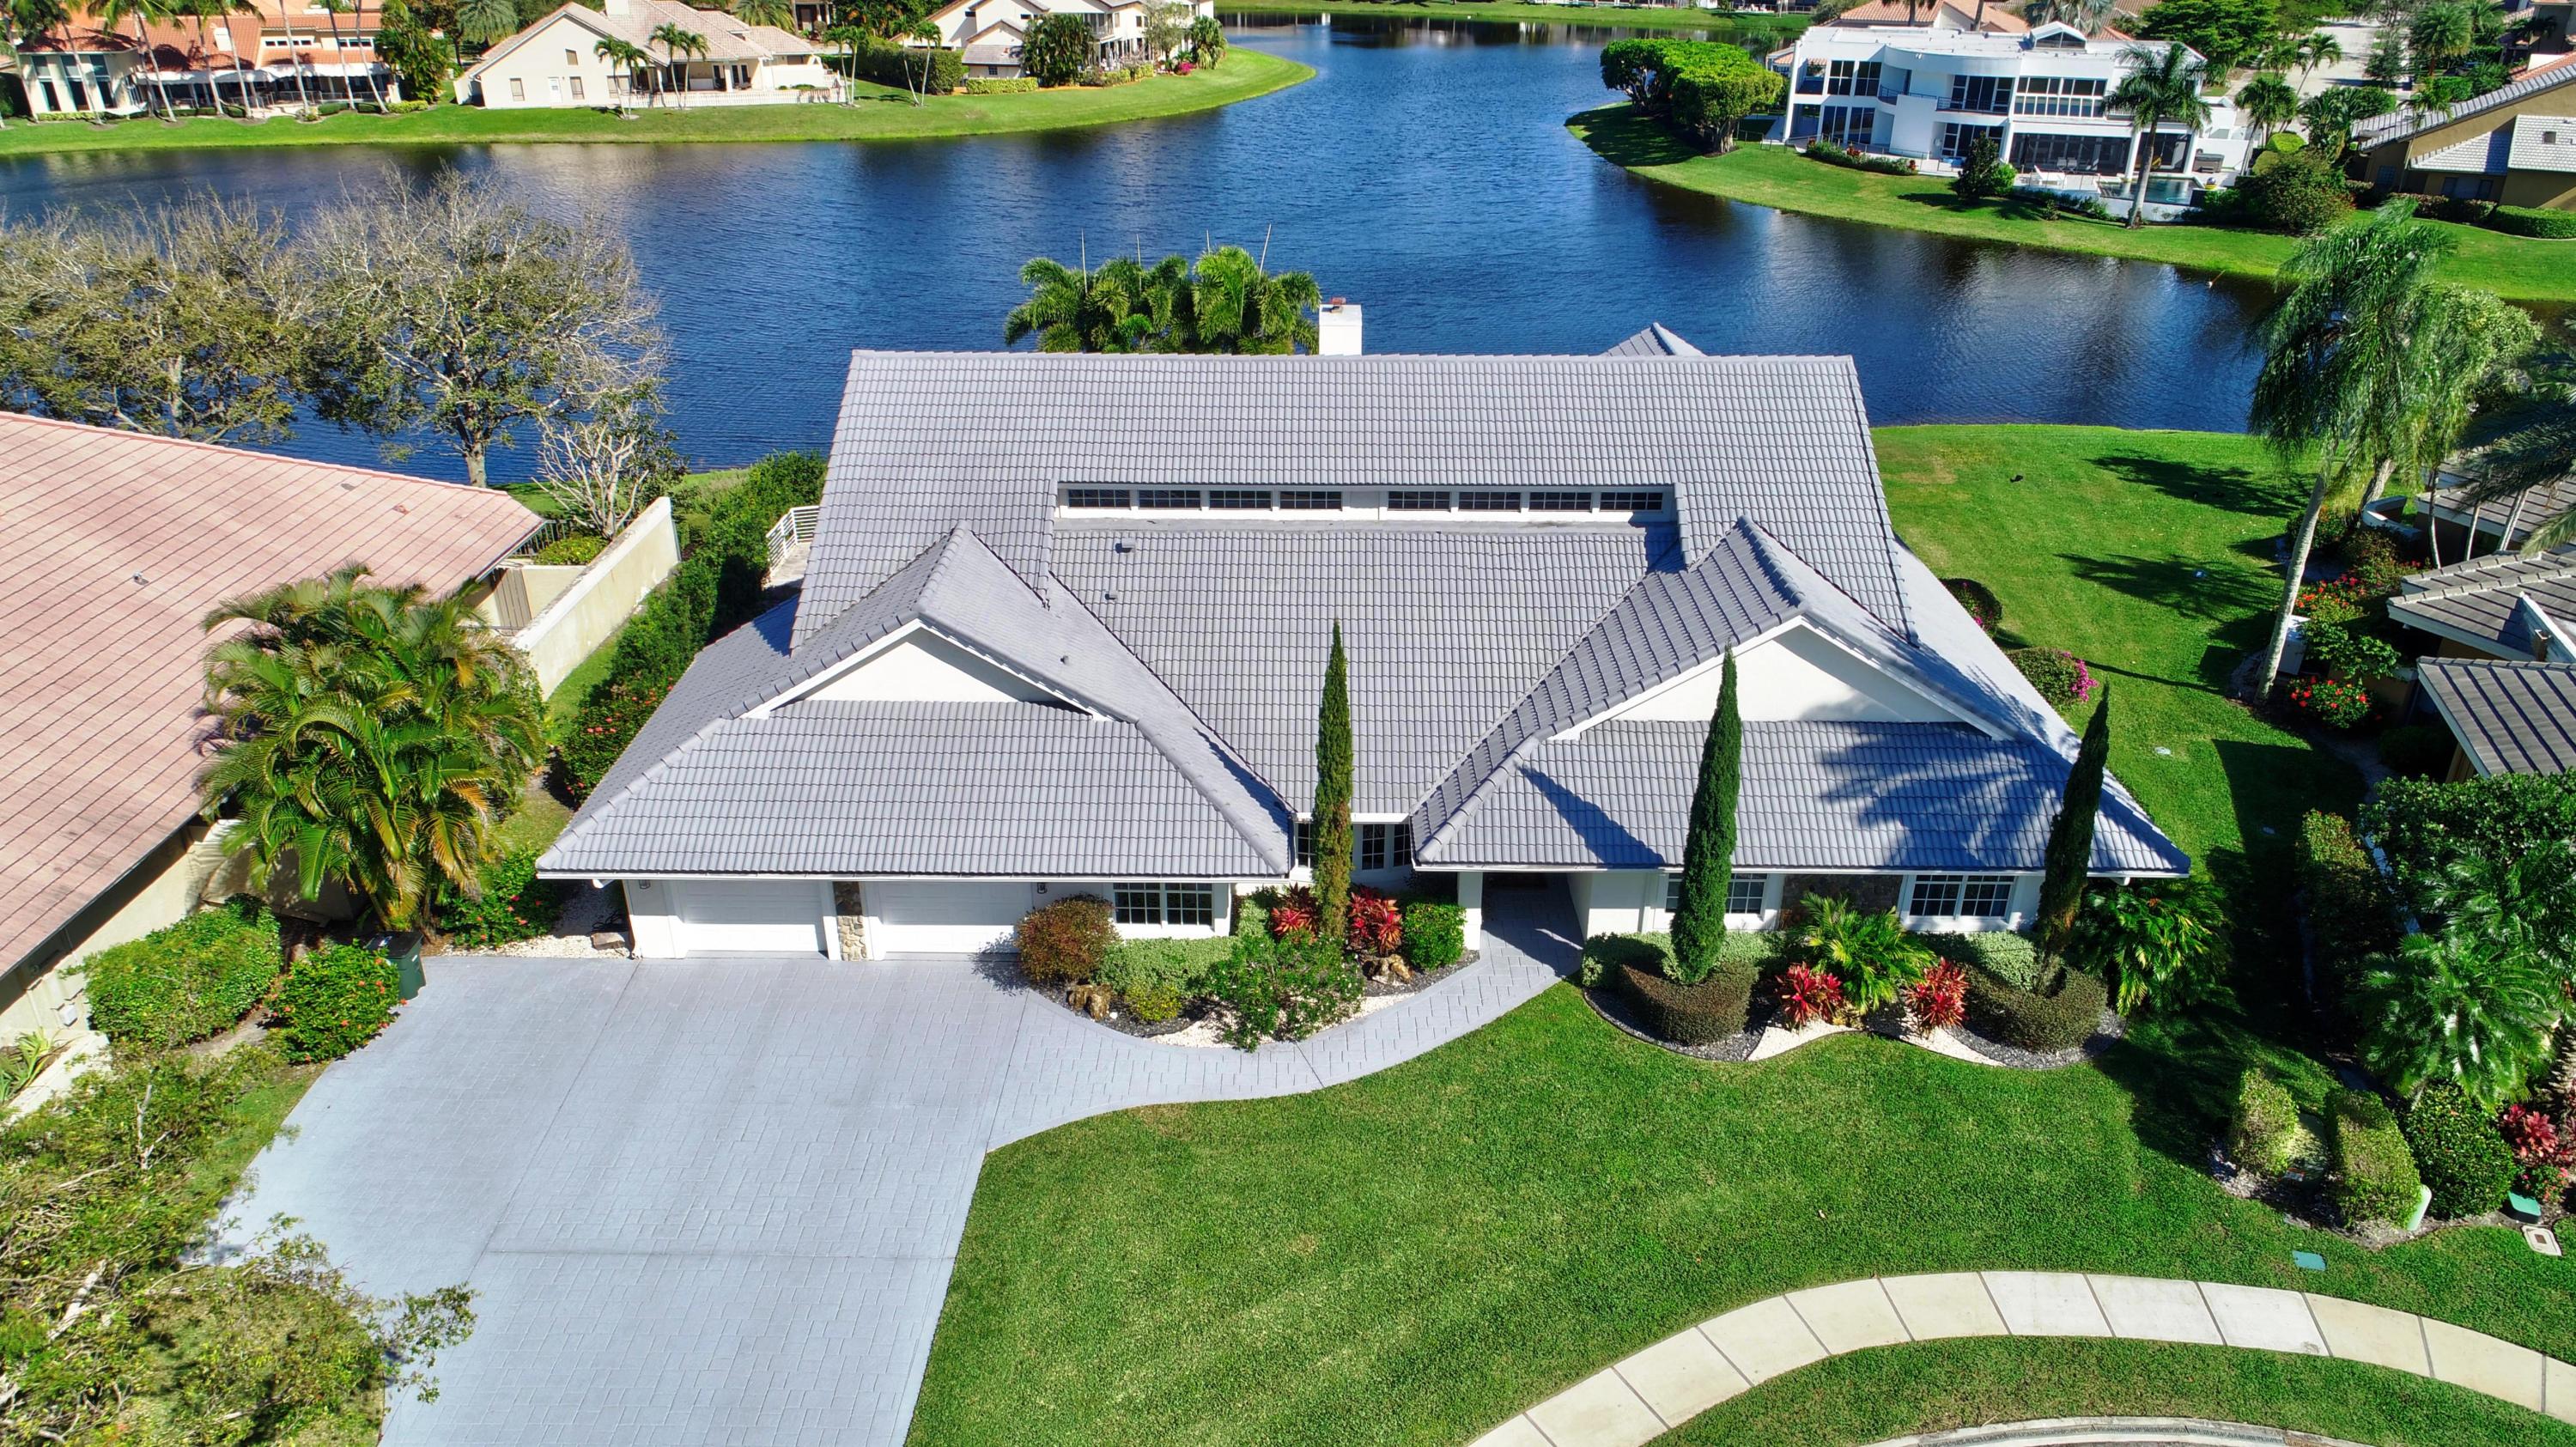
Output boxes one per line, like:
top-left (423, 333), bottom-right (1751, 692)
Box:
top-left (1662, 1336), bottom-right (2576, 1447)
top-left (1874, 424), bottom-right (2361, 1002)
top-left (1568, 104), bottom-right (2576, 306)
top-left (1231, 0), bottom-right (1806, 33)
top-left (0, 49), bottom-right (1308, 154)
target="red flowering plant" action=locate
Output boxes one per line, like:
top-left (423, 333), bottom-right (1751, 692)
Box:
top-left (2295, 574), bottom-right (2374, 626)
top-left (2500, 1104), bottom-right (2574, 1200)
top-left (2286, 676), bottom-right (2374, 730)
top-left (1774, 964), bottom-right (1844, 1029)
top-left (1905, 959), bottom-right (1970, 1031)
top-left (1268, 886), bottom-right (1321, 940)
top-left (1348, 887), bottom-right (1402, 955)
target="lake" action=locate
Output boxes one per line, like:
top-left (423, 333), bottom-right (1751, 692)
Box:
top-left (0, 13), bottom-right (2287, 481)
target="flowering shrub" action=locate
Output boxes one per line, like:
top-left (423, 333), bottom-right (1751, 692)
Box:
top-left (2296, 574), bottom-right (2374, 626)
top-left (434, 847), bottom-right (564, 949)
top-left (2287, 676), bottom-right (2375, 730)
top-left (2342, 532), bottom-right (2411, 598)
top-left (1942, 577), bottom-right (2003, 635)
top-left (1205, 933), bottom-right (1359, 1048)
top-left (556, 678), bottom-right (671, 801)
top-left (275, 943), bottom-right (399, 1062)
top-left (1349, 887), bottom-right (1402, 955)
top-left (1905, 959), bottom-right (1969, 1031)
top-left (1775, 963), bottom-right (1844, 1028)
top-left (2008, 648), bottom-right (2097, 708)
top-left (2500, 1103), bottom-right (2573, 1199)
top-left (1268, 886), bottom-right (1321, 940)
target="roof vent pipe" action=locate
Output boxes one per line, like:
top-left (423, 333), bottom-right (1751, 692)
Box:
top-left (1318, 298), bottom-right (1363, 357)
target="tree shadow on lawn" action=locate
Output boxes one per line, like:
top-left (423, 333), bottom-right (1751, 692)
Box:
top-left (2094, 452), bottom-right (2303, 522)
top-left (1571, 104), bottom-right (1700, 168)
top-left (2059, 550), bottom-right (2280, 625)
top-left (1891, 190), bottom-right (2062, 223)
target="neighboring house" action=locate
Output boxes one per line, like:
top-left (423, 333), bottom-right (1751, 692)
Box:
top-left (0, 413), bottom-right (537, 1043)
top-left (2416, 471), bottom-right (2574, 556)
top-left (14, 1), bottom-right (399, 118)
top-left (2349, 53), bottom-right (2576, 210)
top-left (921, 0), bottom-right (1211, 78)
top-left (458, 0), bottom-right (832, 108)
top-left (2416, 658), bottom-right (2576, 778)
top-left (1823, 0), bottom-right (2031, 34)
top-left (539, 329), bottom-right (2188, 961)
top-left (2388, 543), bottom-right (2576, 665)
top-left (1776, 21), bottom-right (2253, 198)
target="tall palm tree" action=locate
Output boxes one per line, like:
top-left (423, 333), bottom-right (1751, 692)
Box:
top-left (823, 20), bottom-right (866, 101)
top-left (2293, 28), bottom-right (2342, 86)
top-left (2367, 286), bottom-right (2536, 525)
top-left (268, 0), bottom-right (316, 111)
top-left (1189, 242), bottom-right (1321, 354)
top-left (197, 565), bottom-right (544, 939)
top-left (732, 0), bottom-right (793, 26)
top-left (97, 0), bottom-right (179, 118)
top-left (313, 0), bottom-right (349, 101)
top-left (2233, 71), bottom-right (2298, 150)
top-left (595, 33), bottom-right (647, 113)
top-left (2106, 42), bottom-right (2210, 229)
top-left (2446, 366), bottom-right (2576, 558)
top-left (2246, 201), bottom-right (2455, 690)
top-left (648, 21), bottom-right (705, 106)
top-left (344, 0), bottom-right (389, 108)
top-left (2409, 0), bottom-right (2473, 77)
top-left (896, 16), bottom-right (933, 102)
top-left (1003, 250), bottom-right (1151, 351)
top-left (455, 0), bottom-right (519, 52)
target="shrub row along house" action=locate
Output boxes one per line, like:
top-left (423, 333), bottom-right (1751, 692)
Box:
top-left (1775, 21), bottom-right (2257, 205)
top-left (457, 0), bottom-right (831, 108)
top-left (539, 328), bottom-right (2185, 958)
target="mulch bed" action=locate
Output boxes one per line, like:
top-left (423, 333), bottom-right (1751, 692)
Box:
top-left (1361, 951), bottom-right (1477, 1000)
top-left (1587, 983), bottom-right (2125, 1072)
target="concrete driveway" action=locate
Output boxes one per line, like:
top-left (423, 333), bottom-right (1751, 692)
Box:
top-left (228, 896), bottom-right (1572, 1446)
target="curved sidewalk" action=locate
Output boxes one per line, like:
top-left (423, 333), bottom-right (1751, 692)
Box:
top-left (1473, 1271), bottom-right (2576, 1447)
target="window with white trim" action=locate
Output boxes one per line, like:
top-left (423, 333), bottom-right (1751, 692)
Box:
top-left (1458, 489), bottom-right (1522, 512)
top-left (1066, 487), bottom-right (1131, 508)
top-left (1907, 873), bottom-right (2015, 918)
top-left (1114, 882), bottom-right (1218, 927)
top-left (1358, 822), bottom-right (1413, 871)
top-left (1665, 872), bottom-right (1771, 914)
top-left (1295, 818), bottom-right (1312, 866)
top-left (1138, 488), bottom-right (1201, 508)
top-left (1279, 489), bottom-right (1343, 510)
top-left (1388, 490), bottom-right (1451, 511)
top-left (1529, 491), bottom-right (1593, 512)
top-left (1209, 489), bottom-right (1270, 509)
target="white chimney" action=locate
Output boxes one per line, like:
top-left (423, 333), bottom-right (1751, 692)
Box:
top-left (1318, 297), bottom-right (1362, 356)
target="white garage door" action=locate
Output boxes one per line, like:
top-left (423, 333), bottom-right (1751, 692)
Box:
top-left (671, 879), bottom-right (827, 956)
top-left (869, 881), bottom-right (1034, 956)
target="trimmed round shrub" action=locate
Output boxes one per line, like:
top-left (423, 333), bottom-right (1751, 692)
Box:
top-left (1595, 934), bottom-right (1761, 1043)
top-left (2377, 723), bottom-right (2452, 779)
top-left (274, 942), bottom-right (400, 1063)
top-left (2331, 1088), bottom-right (2423, 1227)
top-left (1400, 899), bottom-right (1467, 973)
top-left (1014, 895), bottom-right (1115, 986)
top-left (2008, 647), bottom-right (2096, 708)
top-left (1942, 577), bottom-right (2003, 635)
top-left (2402, 1080), bottom-right (2515, 1218)
top-left (1964, 964), bottom-right (2106, 1052)
top-left (2240, 151), bottom-right (2354, 234)
top-left (2229, 1069), bottom-right (2301, 1175)
top-left (2486, 204), bottom-right (2576, 240)
top-left (532, 533), bottom-right (606, 567)
top-left (81, 901), bottom-right (283, 1048)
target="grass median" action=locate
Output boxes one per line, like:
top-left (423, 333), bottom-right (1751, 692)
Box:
top-left (1571, 103), bottom-right (2576, 306)
top-left (0, 48), bottom-right (1309, 155)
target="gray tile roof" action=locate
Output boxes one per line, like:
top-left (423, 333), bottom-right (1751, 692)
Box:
top-left (795, 350), bottom-right (1912, 646)
top-left (2355, 55), bottom-right (2576, 150)
top-left (2390, 544), bottom-right (2576, 659)
top-left (2510, 114), bottom-right (2576, 173)
top-left (2417, 126), bottom-right (2512, 174)
top-left (1602, 323), bottom-right (1705, 357)
top-left (1419, 720), bottom-right (2188, 873)
top-left (2419, 658), bottom-right (2576, 776)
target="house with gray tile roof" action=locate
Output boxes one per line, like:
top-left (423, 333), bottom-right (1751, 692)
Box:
top-left (2348, 54), bottom-right (2576, 211)
top-left (541, 329), bottom-right (2186, 959)
top-left (2388, 544), bottom-right (2576, 663)
top-left (2417, 658), bottom-right (2576, 778)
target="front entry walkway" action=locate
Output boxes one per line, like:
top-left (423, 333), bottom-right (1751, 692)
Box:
top-left (226, 892), bottom-right (1575, 1446)
top-left (1473, 1271), bottom-right (2576, 1447)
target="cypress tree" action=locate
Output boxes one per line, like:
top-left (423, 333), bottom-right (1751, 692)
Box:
top-left (1668, 651), bottom-right (1741, 986)
top-left (2035, 684), bottom-right (2111, 970)
top-left (1312, 623), bottom-right (1354, 948)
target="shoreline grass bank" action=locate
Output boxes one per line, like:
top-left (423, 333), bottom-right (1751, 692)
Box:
top-left (0, 48), bottom-right (1309, 155)
top-left (1571, 103), bottom-right (2576, 306)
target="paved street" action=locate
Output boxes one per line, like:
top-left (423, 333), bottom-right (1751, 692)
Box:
top-left (227, 893), bottom-right (1573, 1446)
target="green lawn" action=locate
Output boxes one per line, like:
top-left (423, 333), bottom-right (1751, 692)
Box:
top-left (1569, 105), bottom-right (2576, 306)
top-left (0, 50), bottom-right (1308, 155)
top-left (899, 427), bottom-right (2550, 1447)
top-left (1234, 0), bottom-right (1805, 33)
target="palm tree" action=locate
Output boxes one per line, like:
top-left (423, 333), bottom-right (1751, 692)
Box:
top-left (897, 16), bottom-right (934, 102)
top-left (2247, 201), bottom-right (2454, 691)
top-left (2366, 285), bottom-right (2536, 524)
top-left (267, 0), bottom-right (316, 111)
top-left (2360, 927), bottom-right (2558, 1111)
top-left (313, 0), bottom-right (350, 102)
top-left (342, 0), bottom-right (389, 109)
top-left (649, 21), bottom-right (706, 106)
top-left (1004, 250), bottom-right (1151, 351)
top-left (97, 0), bottom-right (178, 118)
top-left (823, 21), bottom-right (867, 100)
top-left (2106, 42), bottom-right (2210, 229)
top-left (455, 0), bottom-right (519, 52)
top-left (2446, 367), bottom-right (2576, 557)
top-left (2234, 71), bottom-right (2298, 151)
top-left (2036, 0), bottom-right (2116, 31)
top-left (595, 34), bottom-right (648, 113)
top-left (1189, 242), bottom-right (1320, 354)
top-left (732, 0), bottom-right (794, 26)
top-left (2293, 28), bottom-right (2342, 86)
top-left (2409, 0), bottom-right (2473, 78)
top-left (197, 565), bottom-right (545, 939)
top-left (0, 0), bottom-right (74, 127)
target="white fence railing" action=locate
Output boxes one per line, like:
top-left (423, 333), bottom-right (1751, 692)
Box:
top-left (767, 504), bottom-right (823, 573)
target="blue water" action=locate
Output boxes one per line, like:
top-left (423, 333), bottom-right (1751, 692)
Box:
top-left (0, 14), bottom-right (2293, 481)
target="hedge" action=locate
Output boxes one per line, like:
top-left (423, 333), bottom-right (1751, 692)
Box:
top-left (1400, 899), bottom-right (1467, 973)
top-left (2486, 204), bottom-right (2576, 240)
top-left (1932, 930), bottom-right (2041, 990)
top-left (2294, 811), bottom-right (2401, 996)
top-left (1963, 963), bottom-right (2105, 1052)
top-left (2229, 1069), bottom-right (2301, 1176)
top-left (532, 533), bottom-right (605, 567)
top-left (1098, 936), bottom-right (1234, 1023)
top-left (962, 76), bottom-right (1039, 94)
top-left (842, 40), bottom-right (963, 94)
top-left (2402, 1081), bottom-right (2515, 1219)
top-left (81, 902), bottom-right (285, 1048)
top-left (274, 942), bottom-right (400, 1063)
top-left (2362, 773), bottom-right (2576, 897)
top-left (1590, 933), bottom-right (1764, 1043)
top-left (2330, 1089), bottom-right (2423, 1227)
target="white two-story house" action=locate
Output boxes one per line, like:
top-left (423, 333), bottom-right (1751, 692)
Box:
top-left (920, 0), bottom-right (1210, 77)
top-left (1777, 22), bottom-right (2256, 204)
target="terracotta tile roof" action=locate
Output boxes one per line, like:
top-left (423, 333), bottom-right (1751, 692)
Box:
top-left (0, 414), bottom-right (538, 975)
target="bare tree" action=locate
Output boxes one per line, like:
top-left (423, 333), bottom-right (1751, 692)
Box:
top-left (532, 392), bottom-right (682, 537)
top-left (298, 172), bottom-right (668, 487)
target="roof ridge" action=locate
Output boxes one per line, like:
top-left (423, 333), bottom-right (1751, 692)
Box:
top-left (0, 411), bottom-right (528, 502)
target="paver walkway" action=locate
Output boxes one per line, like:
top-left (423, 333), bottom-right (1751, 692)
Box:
top-left (1471, 1271), bottom-right (2576, 1447)
top-left (225, 889), bottom-right (1574, 1447)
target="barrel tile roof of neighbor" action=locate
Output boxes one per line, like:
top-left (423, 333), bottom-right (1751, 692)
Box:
top-left (2418, 657), bottom-right (2576, 776)
top-left (0, 414), bottom-right (538, 973)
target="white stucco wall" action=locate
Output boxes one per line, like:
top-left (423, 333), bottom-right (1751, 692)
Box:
top-left (513, 497), bottom-right (683, 696)
top-left (1602, 623), bottom-right (1955, 727)
top-left (807, 628), bottom-right (1060, 705)
top-left (1, 821), bottom-right (238, 1040)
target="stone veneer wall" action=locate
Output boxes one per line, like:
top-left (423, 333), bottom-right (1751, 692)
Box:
top-left (1782, 873), bottom-right (1902, 915)
top-left (832, 882), bottom-right (867, 960)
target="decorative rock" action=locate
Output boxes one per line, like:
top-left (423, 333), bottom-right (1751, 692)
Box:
top-left (590, 931), bottom-right (630, 951)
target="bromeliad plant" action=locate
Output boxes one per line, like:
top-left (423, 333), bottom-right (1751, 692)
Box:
top-left (1774, 964), bottom-right (1845, 1029)
top-left (1905, 959), bottom-right (1970, 1031)
top-left (1795, 896), bottom-right (1932, 1013)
